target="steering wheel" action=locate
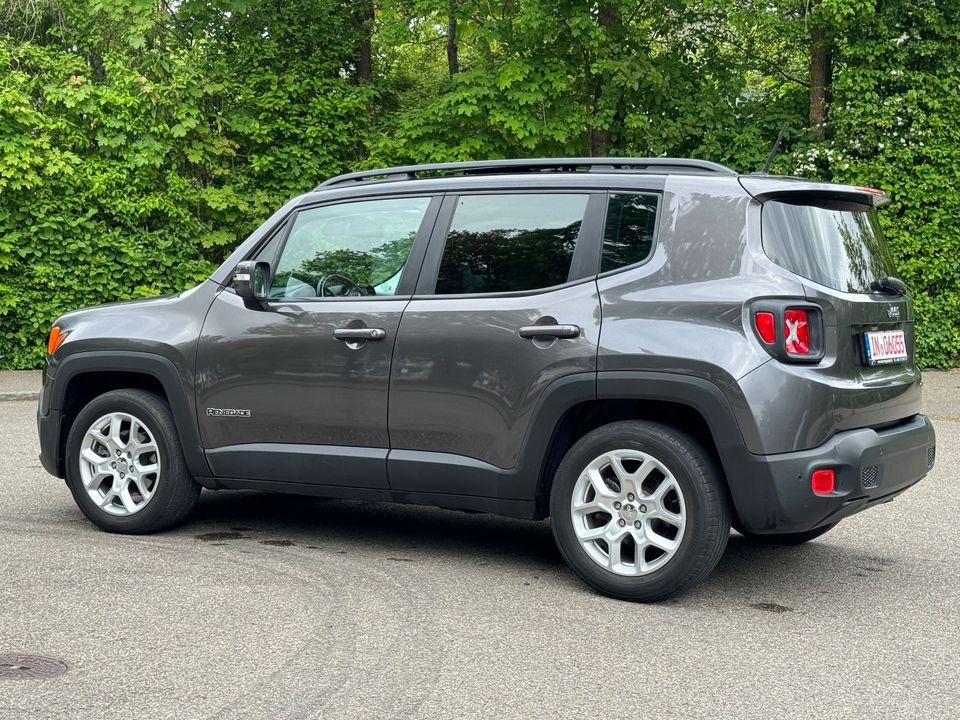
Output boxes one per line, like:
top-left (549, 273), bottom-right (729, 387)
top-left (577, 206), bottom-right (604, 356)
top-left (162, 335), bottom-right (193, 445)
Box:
top-left (318, 273), bottom-right (363, 297)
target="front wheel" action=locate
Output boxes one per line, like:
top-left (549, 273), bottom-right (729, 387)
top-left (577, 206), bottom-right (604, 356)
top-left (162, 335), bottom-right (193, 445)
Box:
top-left (65, 389), bottom-right (201, 534)
top-left (550, 420), bottom-right (731, 602)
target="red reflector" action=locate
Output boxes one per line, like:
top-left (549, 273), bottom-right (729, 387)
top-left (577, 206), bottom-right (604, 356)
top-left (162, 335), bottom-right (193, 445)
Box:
top-left (811, 469), bottom-right (835, 495)
top-left (784, 309), bottom-right (810, 355)
top-left (754, 312), bottom-right (775, 344)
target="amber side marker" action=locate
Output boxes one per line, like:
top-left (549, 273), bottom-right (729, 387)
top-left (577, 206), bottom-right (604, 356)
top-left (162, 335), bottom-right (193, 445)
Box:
top-left (47, 326), bottom-right (69, 355)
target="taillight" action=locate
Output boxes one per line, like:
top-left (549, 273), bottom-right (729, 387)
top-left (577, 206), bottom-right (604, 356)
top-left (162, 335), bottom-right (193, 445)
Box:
top-left (783, 309), bottom-right (810, 356)
top-left (754, 312), bottom-right (776, 344)
top-left (751, 302), bottom-right (823, 363)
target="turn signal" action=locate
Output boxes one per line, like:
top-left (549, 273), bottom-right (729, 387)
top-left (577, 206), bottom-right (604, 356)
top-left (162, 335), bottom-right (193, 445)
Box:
top-left (811, 469), bottom-right (835, 496)
top-left (47, 326), bottom-right (69, 355)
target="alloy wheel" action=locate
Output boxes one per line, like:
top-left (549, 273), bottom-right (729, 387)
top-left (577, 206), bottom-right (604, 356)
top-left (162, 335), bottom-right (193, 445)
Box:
top-left (569, 449), bottom-right (687, 575)
top-left (78, 412), bottom-right (162, 516)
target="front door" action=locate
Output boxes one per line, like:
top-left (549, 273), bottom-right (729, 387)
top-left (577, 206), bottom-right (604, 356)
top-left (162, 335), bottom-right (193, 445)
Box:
top-left (196, 194), bottom-right (439, 488)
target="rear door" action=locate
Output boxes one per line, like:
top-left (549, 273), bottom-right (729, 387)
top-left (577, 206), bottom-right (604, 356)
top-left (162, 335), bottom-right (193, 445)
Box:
top-left (387, 190), bottom-right (605, 499)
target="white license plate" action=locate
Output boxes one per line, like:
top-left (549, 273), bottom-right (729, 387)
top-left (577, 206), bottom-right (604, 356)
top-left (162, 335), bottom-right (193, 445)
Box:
top-left (863, 330), bottom-right (908, 365)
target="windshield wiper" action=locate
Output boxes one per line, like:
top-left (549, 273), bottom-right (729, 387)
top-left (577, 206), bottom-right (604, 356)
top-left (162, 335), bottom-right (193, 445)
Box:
top-left (871, 276), bottom-right (908, 296)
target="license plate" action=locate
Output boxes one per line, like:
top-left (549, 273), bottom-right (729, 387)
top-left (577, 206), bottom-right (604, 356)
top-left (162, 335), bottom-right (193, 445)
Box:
top-left (863, 330), bottom-right (908, 365)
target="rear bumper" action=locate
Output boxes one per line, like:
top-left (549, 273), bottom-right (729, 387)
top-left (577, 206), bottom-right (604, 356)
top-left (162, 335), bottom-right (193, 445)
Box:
top-left (731, 414), bottom-right (936, 534)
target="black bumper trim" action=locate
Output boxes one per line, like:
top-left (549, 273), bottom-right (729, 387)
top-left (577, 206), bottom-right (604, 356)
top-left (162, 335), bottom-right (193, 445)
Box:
top-left (38, 407), bottom-right (63, 477)
top-left (730, 414), bottom-right (936, 534)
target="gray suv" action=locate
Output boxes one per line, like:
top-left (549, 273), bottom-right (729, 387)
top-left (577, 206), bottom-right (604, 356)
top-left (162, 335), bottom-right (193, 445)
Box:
top-left (37, 158), bottom-right (937, 601)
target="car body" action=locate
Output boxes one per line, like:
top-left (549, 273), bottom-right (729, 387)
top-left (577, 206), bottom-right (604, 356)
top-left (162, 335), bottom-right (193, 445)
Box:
top-left (37, 157), bottom-right (936, 600)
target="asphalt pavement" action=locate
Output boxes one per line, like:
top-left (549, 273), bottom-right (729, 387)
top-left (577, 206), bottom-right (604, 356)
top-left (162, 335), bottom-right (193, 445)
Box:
top-left (1, 372), bottom-right (958, 719)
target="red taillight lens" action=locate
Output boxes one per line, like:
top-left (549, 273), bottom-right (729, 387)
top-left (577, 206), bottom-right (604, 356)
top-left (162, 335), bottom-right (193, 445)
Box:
top-left (783, 309), bottom-right (810, 355)
top-left (811, 469), bottom-right (835, 495)
top-left (754, 312), bottom-right (776, 344)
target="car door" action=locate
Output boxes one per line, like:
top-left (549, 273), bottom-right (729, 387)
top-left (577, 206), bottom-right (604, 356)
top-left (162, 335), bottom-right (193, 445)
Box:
top-left (196, 194), bottom-right (440, 488)
top-left (387, 190), bottom-right (604, 500)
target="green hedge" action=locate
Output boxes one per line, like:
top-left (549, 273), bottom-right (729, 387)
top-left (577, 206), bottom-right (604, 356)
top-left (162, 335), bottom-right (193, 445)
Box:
top-left (1, 0), bottom-right (958, 368)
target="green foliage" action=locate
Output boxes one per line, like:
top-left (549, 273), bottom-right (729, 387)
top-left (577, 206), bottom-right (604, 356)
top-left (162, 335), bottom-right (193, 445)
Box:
top-left (0, 0), bottom-right (369, 367)
top-left (0, 0), bottom-right (957, 366)
top-left (787, 0), bottom-right (960, 366)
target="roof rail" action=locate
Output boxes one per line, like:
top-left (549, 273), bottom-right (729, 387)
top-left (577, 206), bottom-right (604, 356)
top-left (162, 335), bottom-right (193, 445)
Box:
top-left (316, 157), bottom-right (737, 189)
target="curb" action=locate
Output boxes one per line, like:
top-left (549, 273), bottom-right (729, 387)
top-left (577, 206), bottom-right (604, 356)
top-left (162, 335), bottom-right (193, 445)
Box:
top-left (0, 391), bottom-right (39, 402)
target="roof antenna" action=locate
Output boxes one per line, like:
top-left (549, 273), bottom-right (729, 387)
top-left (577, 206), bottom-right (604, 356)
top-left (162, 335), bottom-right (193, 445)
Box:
top-left (760, 122), bottom-right (789, 175)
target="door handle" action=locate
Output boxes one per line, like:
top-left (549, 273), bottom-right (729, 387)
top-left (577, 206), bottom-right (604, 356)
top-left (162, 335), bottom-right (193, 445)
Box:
top-left (333, 327), bottom-right (387, 341)
top-left (518, 324), bottom-right (580, 339)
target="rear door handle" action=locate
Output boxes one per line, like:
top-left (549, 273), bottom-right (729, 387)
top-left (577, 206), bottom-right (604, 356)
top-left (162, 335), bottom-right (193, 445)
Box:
top-left (333, 327), bottom-right (387, 341)
top-left (518, 324), bottom-right (580, 339)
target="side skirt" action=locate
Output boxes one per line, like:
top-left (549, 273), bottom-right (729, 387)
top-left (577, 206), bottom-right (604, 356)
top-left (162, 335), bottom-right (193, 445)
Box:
top-left (194, 476), bottom-right (539, 520)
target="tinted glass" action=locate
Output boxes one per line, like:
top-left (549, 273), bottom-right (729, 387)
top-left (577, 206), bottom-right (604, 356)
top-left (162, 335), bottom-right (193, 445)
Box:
top-left (761, 200), bottom-right (896, 293)
top-left (435, 194), bottom-right (589, 294)
top-left (602, 193), bottom-right (658, 272)
top-left (269, 196), bottom-right (430, 298)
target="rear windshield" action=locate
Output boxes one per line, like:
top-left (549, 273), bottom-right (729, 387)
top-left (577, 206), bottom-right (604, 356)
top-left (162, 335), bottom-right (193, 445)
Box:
top-left (761, 200), bottom-right (895, 293)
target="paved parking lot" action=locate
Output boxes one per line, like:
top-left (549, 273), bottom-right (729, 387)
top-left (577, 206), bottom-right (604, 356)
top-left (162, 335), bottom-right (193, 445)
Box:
top-left (1, 372), bottom-right (958, 719)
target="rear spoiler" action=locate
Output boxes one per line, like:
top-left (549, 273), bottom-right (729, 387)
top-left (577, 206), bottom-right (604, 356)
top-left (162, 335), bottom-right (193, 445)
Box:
top-left (739, 177), bottom-right (890, 207)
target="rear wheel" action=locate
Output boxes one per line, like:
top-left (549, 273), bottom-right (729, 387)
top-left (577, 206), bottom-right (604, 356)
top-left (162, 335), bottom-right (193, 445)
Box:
top-left (550, 420), bottom-right (731, 602)
top-left (65, 389), bottom-right (200, 534)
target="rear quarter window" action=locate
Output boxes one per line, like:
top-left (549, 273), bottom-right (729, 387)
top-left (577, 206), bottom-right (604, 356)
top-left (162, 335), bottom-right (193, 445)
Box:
top-left (602, 193), bottom-right (658, 272)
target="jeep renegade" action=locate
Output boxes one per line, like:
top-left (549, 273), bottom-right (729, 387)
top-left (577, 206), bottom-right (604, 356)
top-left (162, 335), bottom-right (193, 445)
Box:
top-left (37, 158), bottom-right (937, 601)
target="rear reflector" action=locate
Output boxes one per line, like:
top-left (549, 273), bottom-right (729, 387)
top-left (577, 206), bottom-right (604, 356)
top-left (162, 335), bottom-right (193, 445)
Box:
top-left (754, 312), bottom-right (776, 344)
top-left (811, 469), bottom-right (835, 495)
top-left (784, 309), bottom-right (810, 355)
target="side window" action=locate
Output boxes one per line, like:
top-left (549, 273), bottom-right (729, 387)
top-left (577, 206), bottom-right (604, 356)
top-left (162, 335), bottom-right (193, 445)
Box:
top-left (602, 193), bottom-right (658, 272)
top-left (266, 196), bottom-right (432, 299)
top-left (435, 193), bottom-right (590, 295)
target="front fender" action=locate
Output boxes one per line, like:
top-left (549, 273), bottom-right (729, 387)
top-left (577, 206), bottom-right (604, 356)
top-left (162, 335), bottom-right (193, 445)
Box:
top-left (41, 351), bottom-right (209, 478)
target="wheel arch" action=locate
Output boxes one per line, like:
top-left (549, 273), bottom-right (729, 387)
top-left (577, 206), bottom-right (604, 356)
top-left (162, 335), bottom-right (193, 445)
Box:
top-left (531, 371), bottom-right (750, 522)
top-left (49, 352), bottom-right (209, 478)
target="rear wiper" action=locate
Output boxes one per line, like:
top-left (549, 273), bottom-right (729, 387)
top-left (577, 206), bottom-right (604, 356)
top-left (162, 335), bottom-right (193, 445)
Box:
top-left (871, 276), bottom-right (908, 296)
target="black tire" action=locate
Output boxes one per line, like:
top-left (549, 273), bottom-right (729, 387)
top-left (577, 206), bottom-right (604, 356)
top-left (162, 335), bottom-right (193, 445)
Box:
top-left (550, 420), bottom-right (731, 602)
top-left (65, 389), bottom-right (201, 534)
top-left (736, 523), bottom-right (837, 546)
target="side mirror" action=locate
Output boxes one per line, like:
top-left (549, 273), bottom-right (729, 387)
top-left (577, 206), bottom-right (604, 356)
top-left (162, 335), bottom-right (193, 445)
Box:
top-left (234, 261), bottom-right (271, 304)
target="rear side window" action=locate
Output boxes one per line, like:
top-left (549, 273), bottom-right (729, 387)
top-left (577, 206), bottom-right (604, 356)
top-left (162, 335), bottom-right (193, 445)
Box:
top-left (761, 200), bottom-right (896, 293)
top-left (435, 194), bottom-right (589, 294)
top-left (602, 193), bottom-right (658, 272)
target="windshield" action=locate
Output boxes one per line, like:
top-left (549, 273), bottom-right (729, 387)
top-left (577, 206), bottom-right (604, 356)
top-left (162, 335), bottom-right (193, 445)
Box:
top-left (761, 200), bottom-right (896, 293)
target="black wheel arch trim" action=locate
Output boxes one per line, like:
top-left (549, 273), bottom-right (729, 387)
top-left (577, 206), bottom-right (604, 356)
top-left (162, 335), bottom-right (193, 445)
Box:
top-left (42, 350), bottom-right (210, 478)
top-left (595, 371), bottom-right (755, 456)
top-left (592, 371), bottom-right (757, 521)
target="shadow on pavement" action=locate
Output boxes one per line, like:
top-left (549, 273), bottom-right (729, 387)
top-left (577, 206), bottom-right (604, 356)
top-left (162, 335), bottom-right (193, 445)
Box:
top-left (179, 490), bottom-right (878, 605)
top-left (185, 490), bottom-right (565, 568)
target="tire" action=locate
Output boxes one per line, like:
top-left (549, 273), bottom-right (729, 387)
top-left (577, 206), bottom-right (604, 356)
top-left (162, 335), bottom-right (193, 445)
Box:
top-left (65, 389), bottom-right (201, 534)
top-left (736, 523), bottom-right (837, 546)
top-left (550, 420), bottom-right (731, 602)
